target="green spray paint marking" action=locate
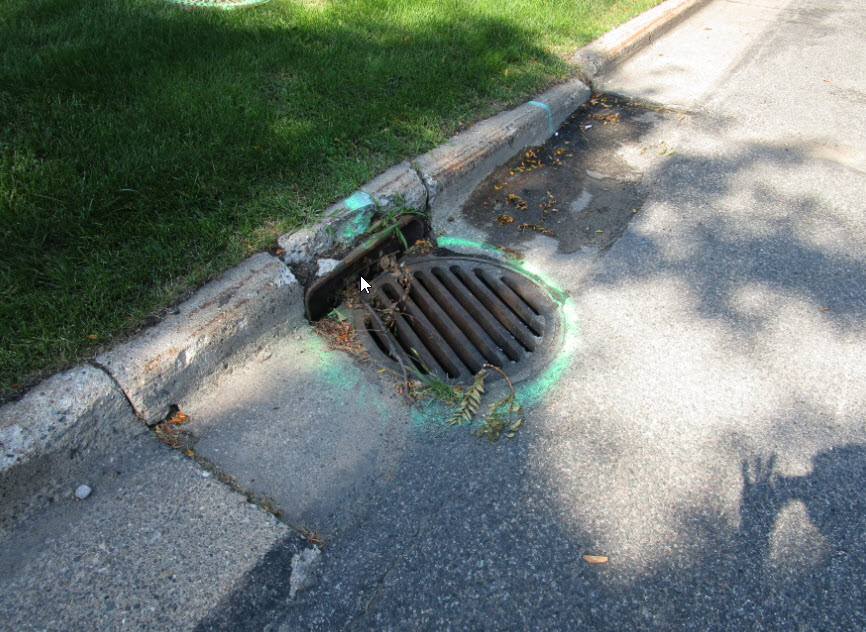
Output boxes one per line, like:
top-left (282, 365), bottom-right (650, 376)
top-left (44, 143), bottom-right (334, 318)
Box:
top-left (437, 235), bottom-right (502, 255)
top-left (344, 191), bottom-right (375, 212)
top-left (512, 298), bottom-right (580, 408)
top-left (340, 210), bottom-right (374, 241)
top-left (324, 191), bottom-right (375, 241)
top-left (306, 333), bottom-right (354, 390)
top-left (411, 400), bottom-right (457, 430)
top-left (528, 100), bottom-right (554, 135)
top-left (306, 331), bottom-right (396, 426)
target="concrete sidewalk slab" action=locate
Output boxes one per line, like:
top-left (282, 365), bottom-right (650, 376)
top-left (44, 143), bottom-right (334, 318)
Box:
top-left (0, 365), bottom-right (137, 515)
top-left (178, 323), bottom-right (413, 534)
top-left (0, 418), bottom-right (293, 632)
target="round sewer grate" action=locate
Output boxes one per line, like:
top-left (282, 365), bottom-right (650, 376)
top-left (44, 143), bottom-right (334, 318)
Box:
top-left (354, 255), bottom-right (563, 386)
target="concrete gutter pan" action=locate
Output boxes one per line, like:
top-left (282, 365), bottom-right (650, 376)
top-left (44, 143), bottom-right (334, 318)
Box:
top-left (0, 0), bottom-right (711, 505)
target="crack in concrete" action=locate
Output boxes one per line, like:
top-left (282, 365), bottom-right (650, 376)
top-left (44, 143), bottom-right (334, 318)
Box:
top-left (88, 359), bottom-right (144, 420)
top-left (409, 160), bottom-right (434, 214)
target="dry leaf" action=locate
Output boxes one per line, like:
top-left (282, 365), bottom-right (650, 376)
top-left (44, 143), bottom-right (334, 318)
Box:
top-left (498, 214), bottom-right (514, 225)
top-left (517, 223), bottom-right (556, 236)
top-left (583, 555), bottom-right (609, 564)
top-left (506, 193), bottom-right (528, 210)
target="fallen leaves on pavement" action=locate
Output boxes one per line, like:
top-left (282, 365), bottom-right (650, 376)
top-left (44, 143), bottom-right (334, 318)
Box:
top-left (167, 410), bottom-right (188, 424)
top-left (154, 409), bottom-right (189, 452)
top-left (506, 193), bottom-right (528, 210)
top-left (517, 223), bottom-right (555, 236)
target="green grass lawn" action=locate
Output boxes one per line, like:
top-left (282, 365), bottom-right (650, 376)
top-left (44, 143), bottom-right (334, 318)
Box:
top-left (0, 0), bottom-right (659, 396)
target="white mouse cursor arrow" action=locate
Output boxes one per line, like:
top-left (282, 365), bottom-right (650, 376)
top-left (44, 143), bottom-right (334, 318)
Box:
top-left (360, 277), bottom-right (371, 293)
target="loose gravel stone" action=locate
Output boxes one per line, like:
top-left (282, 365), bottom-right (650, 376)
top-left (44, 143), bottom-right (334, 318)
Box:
top-left (316, 258), bottom-right (341, 277)
top-left (289, 547), bottom-right (321, 598)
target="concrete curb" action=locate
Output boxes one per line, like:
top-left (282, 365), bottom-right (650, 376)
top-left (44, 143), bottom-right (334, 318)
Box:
top-left (415, 79), bottom-right (591, 217)
top-left (96, 253), bottom-right (302, 425)
top-left (0, 0), bottom-right (710, 499)
top-left (1, 255), bottom-right (304, 498)
top-left (277, 79), bottom-right (591, 268)
top-left (0, 365), bottom-right (141, 509)
top-left (278, 161), bottom-right (427, 265)
top-left (570, 0), bottom-right (713, 81)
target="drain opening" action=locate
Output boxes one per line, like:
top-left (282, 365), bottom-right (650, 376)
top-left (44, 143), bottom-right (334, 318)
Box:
top-left (353, 255), bottom-right (562, 385)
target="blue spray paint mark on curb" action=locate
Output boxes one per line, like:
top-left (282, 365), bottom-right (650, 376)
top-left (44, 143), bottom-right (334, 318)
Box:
top-left (338, 192), bottom-right (376, 240)
top-left (344, 191), bottom-right (375, 211)
top-left (528, 101), bottom-right (554, 135)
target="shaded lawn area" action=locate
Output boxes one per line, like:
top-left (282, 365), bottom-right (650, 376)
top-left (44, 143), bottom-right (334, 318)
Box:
top-left (0, 0), bottom-right (659, 396)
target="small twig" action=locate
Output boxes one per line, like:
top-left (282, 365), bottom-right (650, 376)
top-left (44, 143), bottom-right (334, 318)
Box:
top-left (360, 296), bottom-right (416, 408)
top-left (483, 364), bottom-right (516, 424)
top-left (483, 364), bottom-right (515, 396)
top-left (365, 590), bottom-right (378, 614)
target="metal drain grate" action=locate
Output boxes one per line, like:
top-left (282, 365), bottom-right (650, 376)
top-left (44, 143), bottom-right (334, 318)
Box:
top-left (355, 256), bottom-right (561, 385)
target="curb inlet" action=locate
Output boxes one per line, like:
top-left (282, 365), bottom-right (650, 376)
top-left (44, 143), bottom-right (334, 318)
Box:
top-left (354, 256), bottom-right (562, 385)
